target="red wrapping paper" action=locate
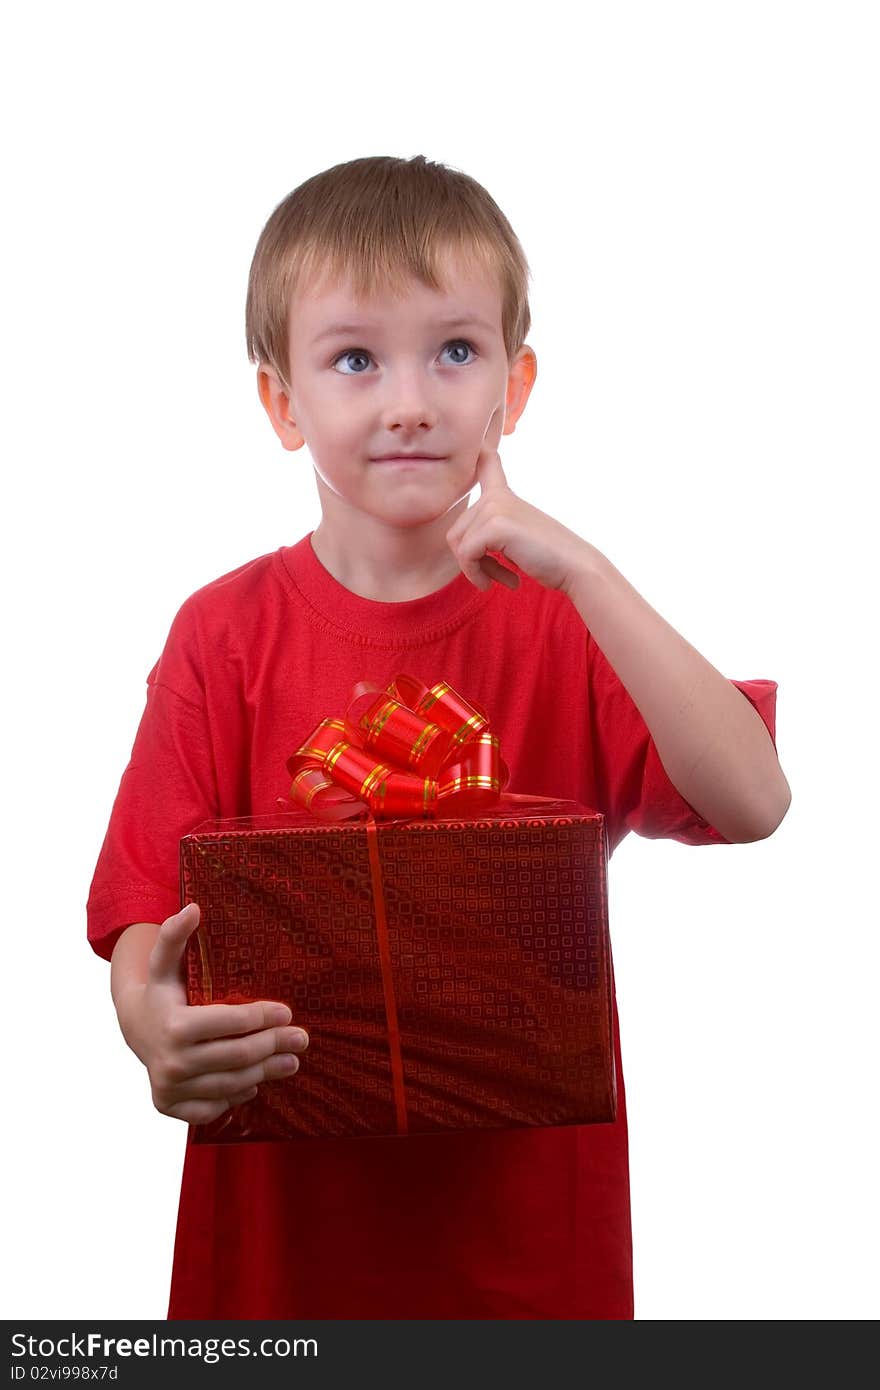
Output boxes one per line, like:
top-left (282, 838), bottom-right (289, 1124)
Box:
top-left (181, 799), bottom-right (616, 1143)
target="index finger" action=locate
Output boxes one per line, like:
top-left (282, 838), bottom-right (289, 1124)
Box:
top-left (475, 444), bottom-right (508, 493)
top-left (182, 999), bottom-right (293, 1044)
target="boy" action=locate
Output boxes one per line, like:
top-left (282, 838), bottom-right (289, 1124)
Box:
top-left (87, 154), bottom-right (790, 1320)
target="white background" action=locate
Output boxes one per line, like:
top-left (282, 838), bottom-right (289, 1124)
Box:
top-left (3, 0), bottom-right (877, 1321)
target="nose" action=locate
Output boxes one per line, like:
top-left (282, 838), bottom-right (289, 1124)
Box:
top-left (378, 368), bottom-right (439, 434)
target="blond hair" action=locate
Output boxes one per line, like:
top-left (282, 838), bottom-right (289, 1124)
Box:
top-left (245, 155), bottom-right (532, 388)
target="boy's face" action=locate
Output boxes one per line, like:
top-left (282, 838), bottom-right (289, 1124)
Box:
top-left (258, 251), bottom-right (536, 536)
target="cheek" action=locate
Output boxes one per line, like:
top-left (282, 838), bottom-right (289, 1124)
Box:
top-left (311, 458), bottom-right (352, 497)
top-left (466, 394), bottom-right (505, 442)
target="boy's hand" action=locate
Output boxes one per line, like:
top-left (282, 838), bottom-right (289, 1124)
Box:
top-left (118, 902), bottom-right (309, 1126)
top-left (445, 411), bottom-right (593, 595)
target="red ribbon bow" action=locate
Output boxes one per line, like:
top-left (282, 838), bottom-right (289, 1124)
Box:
top-left (278, 674), bottom-right (510, 821)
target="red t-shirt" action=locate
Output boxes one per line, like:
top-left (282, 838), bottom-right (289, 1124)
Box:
top-left (86, 533), bottom-right (778, 1320)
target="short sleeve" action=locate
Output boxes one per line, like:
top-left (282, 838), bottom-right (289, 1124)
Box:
top-left (586, 630), bottom-right (778, 855)
top-left (86, 604), bottom-right (219, 962)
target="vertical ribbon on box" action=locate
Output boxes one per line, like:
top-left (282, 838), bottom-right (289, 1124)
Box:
top-left (362, 815), bottom-right (407, 1133)
top-left (279, 675), bottom-right (511, 1135)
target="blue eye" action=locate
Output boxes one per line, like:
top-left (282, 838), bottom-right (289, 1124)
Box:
top-left (331, 339), bottom-right (478, 374)
top-left (442, 339), bottom-right (477, 366)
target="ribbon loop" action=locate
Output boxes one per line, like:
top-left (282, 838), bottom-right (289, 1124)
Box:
top-left (282, 674), bottom-right (510, 820)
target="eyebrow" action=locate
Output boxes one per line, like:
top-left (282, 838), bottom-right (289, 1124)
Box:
top-left (310, 316), bottom-right (497, 345)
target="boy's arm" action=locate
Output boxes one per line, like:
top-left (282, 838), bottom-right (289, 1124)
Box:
top-left (445, 436), bottom-right (789, 844)
top-left (87, 609), bottom-right (309, 1119)
top-left (111, 922), bottom-right (161, 1045)
top-left (564, 546), bottom-right (791, 844)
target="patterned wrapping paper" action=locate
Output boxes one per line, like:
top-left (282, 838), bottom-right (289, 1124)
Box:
top-left (180, 799), bottom-right (617, 1144)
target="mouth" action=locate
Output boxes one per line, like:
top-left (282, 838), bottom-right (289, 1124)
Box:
top-left (370, 455), bottom-right (447, 464)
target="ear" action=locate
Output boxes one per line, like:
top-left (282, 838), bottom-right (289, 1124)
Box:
top-left (257, 365), bottom-right (306, 453)
top-left (501, 345), bottom-right (538, 436)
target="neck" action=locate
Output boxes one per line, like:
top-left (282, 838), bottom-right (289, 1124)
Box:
top-left (310, 493), bottom-right (472, 602)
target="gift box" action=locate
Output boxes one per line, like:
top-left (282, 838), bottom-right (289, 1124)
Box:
top-left (181, 675), bottom-right (617, 1143)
